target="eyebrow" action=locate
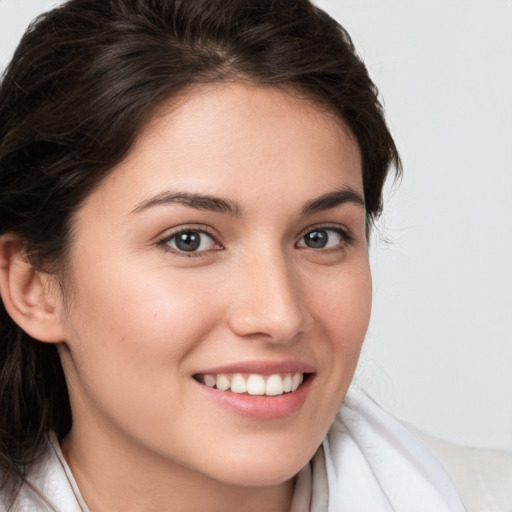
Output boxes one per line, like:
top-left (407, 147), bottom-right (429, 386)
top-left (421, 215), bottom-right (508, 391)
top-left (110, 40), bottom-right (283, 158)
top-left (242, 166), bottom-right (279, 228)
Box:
top-left (131, 186), bottom-right (364, 217)
top-left (131, 191), bottom-right (241, 216)
top-left (301, 187), bottom-right (365, 215)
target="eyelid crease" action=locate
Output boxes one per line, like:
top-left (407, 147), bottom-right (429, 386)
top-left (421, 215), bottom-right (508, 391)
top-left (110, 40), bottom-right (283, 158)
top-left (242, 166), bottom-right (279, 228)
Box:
top-left (297, 223), bottom-right (354, 242)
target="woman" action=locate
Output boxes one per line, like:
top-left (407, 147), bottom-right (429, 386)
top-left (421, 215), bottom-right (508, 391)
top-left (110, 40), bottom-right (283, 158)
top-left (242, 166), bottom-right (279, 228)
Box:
top-left (0, 1), bottom-right (467, 511)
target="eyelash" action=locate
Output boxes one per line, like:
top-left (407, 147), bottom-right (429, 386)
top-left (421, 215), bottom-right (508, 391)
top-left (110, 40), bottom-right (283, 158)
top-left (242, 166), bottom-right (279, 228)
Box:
top-left (296, 224), bottom-right (354, 252)
top-left (157, 226), bottom-right (221, 257)
top-left (157, 224), bottom-right (354, 256)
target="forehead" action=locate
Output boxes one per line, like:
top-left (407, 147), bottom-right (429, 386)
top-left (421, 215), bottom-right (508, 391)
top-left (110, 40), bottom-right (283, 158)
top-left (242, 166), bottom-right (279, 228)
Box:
top-left (81, 82), bottom-right (363, 217)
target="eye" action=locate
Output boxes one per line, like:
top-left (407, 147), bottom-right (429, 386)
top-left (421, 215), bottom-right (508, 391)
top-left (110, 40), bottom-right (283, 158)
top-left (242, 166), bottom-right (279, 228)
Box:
top-left (161, 229), bottom-right (219, 253)
top-left (296, 227), bottom-right (350, 249)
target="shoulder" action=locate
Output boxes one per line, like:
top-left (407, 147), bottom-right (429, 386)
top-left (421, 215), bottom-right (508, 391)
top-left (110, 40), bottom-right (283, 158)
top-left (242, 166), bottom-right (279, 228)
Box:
top-left (410, 427), bottom-right (512, 512)
top-left (0, 434), bottom-right (85, 512)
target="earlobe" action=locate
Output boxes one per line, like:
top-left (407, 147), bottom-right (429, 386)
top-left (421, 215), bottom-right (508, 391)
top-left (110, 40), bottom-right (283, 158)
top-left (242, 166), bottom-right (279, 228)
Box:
top-left (0, 235), bottom-right (66, 343)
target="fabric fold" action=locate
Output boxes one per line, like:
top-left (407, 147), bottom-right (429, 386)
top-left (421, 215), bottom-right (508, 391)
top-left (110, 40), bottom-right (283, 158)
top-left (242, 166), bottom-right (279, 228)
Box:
top-left (323, 386), bottom-right (467, 511)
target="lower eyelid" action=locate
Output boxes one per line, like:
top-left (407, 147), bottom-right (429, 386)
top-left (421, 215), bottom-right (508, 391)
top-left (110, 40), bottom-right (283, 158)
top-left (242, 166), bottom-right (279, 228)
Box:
top-left (158, 228), bottom-right (222, 253)
top-left (296, 227), bottom-right (353, 248)
top-left (157, 225), bottom-right (354, 253)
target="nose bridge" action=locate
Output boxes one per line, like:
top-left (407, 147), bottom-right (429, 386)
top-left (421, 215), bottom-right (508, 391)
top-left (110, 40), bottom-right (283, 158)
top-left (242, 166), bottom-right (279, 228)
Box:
top-left (228, 245), bottom-right (305, 342)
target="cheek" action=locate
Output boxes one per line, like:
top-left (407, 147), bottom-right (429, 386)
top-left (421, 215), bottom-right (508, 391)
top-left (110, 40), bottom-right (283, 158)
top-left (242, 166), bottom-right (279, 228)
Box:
top-left (60, 262), bottom-right (221, 408)
top-left (309, 261), bottom-right (372, 396)
top-left (60, 273), bottom-right (235, 465)
top-left (69, 255), bottom-right (216, 338)
top-left (312, 261), bottom-right (372, 345)
top-left (286, 262), bottom-right (371, 456)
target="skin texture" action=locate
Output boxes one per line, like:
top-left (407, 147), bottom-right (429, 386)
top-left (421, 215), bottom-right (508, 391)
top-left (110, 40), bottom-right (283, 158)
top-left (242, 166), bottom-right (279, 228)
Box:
top-left (42, 83), bottom-right (370, 511)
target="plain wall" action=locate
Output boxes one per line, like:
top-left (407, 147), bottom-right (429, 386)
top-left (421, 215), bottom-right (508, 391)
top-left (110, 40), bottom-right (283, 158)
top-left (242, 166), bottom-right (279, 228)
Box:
top-left (1, 0), bottom-right (511, 452)
top-left (316, 0), bottom-right (512, 453)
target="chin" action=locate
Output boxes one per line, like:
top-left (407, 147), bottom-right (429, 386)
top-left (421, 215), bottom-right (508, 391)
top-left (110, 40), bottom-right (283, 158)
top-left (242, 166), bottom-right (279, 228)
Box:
top-left (203, 445), bottom-right (314, 488)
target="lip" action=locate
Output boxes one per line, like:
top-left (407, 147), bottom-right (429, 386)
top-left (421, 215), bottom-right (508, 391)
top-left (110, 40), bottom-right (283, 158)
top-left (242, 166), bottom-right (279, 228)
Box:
top-left (194, 359), bottom-right (316, 376)
top-left (193, 360), bottom-right (316, 420)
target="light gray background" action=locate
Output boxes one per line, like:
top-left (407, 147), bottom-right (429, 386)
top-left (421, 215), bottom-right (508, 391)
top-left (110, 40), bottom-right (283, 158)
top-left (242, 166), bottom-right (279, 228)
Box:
top-left (1, 0), bottom-right (511, 452)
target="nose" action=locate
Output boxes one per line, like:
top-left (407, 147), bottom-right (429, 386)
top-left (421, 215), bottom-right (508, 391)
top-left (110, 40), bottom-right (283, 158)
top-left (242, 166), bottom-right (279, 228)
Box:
top-left (227, 249), bottom-right (306, 343)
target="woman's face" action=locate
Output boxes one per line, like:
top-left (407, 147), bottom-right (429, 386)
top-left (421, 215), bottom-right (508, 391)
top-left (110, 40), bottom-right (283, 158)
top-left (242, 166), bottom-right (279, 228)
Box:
top-left (56, 83), bottom-right (371, 486)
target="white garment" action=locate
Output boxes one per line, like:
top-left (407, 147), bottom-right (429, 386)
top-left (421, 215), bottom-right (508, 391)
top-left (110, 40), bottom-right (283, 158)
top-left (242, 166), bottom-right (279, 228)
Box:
top-left (0, 434), bottom-right (89, 512)
top-left (320, 387), bottom-right (467, 511)
top-left (1, 387), bottom-right (467, 512)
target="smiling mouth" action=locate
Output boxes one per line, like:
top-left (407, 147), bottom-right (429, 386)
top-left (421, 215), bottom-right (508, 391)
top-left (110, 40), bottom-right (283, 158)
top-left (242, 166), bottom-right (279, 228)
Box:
top-left (194, 372), bottom-right (311, 397)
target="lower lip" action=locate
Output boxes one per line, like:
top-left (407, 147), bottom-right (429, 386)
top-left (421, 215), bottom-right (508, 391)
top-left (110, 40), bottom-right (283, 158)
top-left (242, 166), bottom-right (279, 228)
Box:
top-left (195, 376), bottom-right (314, 420)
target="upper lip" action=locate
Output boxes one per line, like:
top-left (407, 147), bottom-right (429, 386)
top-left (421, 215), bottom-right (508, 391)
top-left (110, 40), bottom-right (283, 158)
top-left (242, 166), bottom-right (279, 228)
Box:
top-left (194, 360), bottom-right (316, 376)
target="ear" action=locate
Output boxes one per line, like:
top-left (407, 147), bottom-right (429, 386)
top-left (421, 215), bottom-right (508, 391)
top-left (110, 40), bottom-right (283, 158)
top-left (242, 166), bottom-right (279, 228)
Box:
top-left (0, 235), bottom-right (66, 343)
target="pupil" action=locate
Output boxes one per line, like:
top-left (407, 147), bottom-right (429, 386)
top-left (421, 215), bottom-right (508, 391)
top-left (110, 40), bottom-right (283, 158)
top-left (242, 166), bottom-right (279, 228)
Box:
top-left (306, 230), bottom-right (327, 248)
top-left (176, 232), bottom-right (200, 251)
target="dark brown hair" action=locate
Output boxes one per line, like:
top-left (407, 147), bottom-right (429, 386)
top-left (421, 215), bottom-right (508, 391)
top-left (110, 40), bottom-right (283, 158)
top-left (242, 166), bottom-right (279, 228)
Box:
top-left (0, 0), bottom-right (400, 490)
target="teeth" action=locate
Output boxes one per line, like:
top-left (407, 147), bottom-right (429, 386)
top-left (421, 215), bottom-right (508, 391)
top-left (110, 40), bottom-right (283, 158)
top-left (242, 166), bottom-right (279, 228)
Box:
top-left (216, 374), bottom-right (230, 391)
top-left (291, 372), bottom-right (303, 392)
top-left (247, 374), bottom-right (265, 395)
top-left (283, 374), bottom-right (292, 392)
top-left (230, 374), bottom-right (247, 394)
top-left (200, 372), bottom-right (305, 396)
top-left (265, 374), bottom-right (283, 396)
top-left (204, 375), bottom-right (216, 388)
